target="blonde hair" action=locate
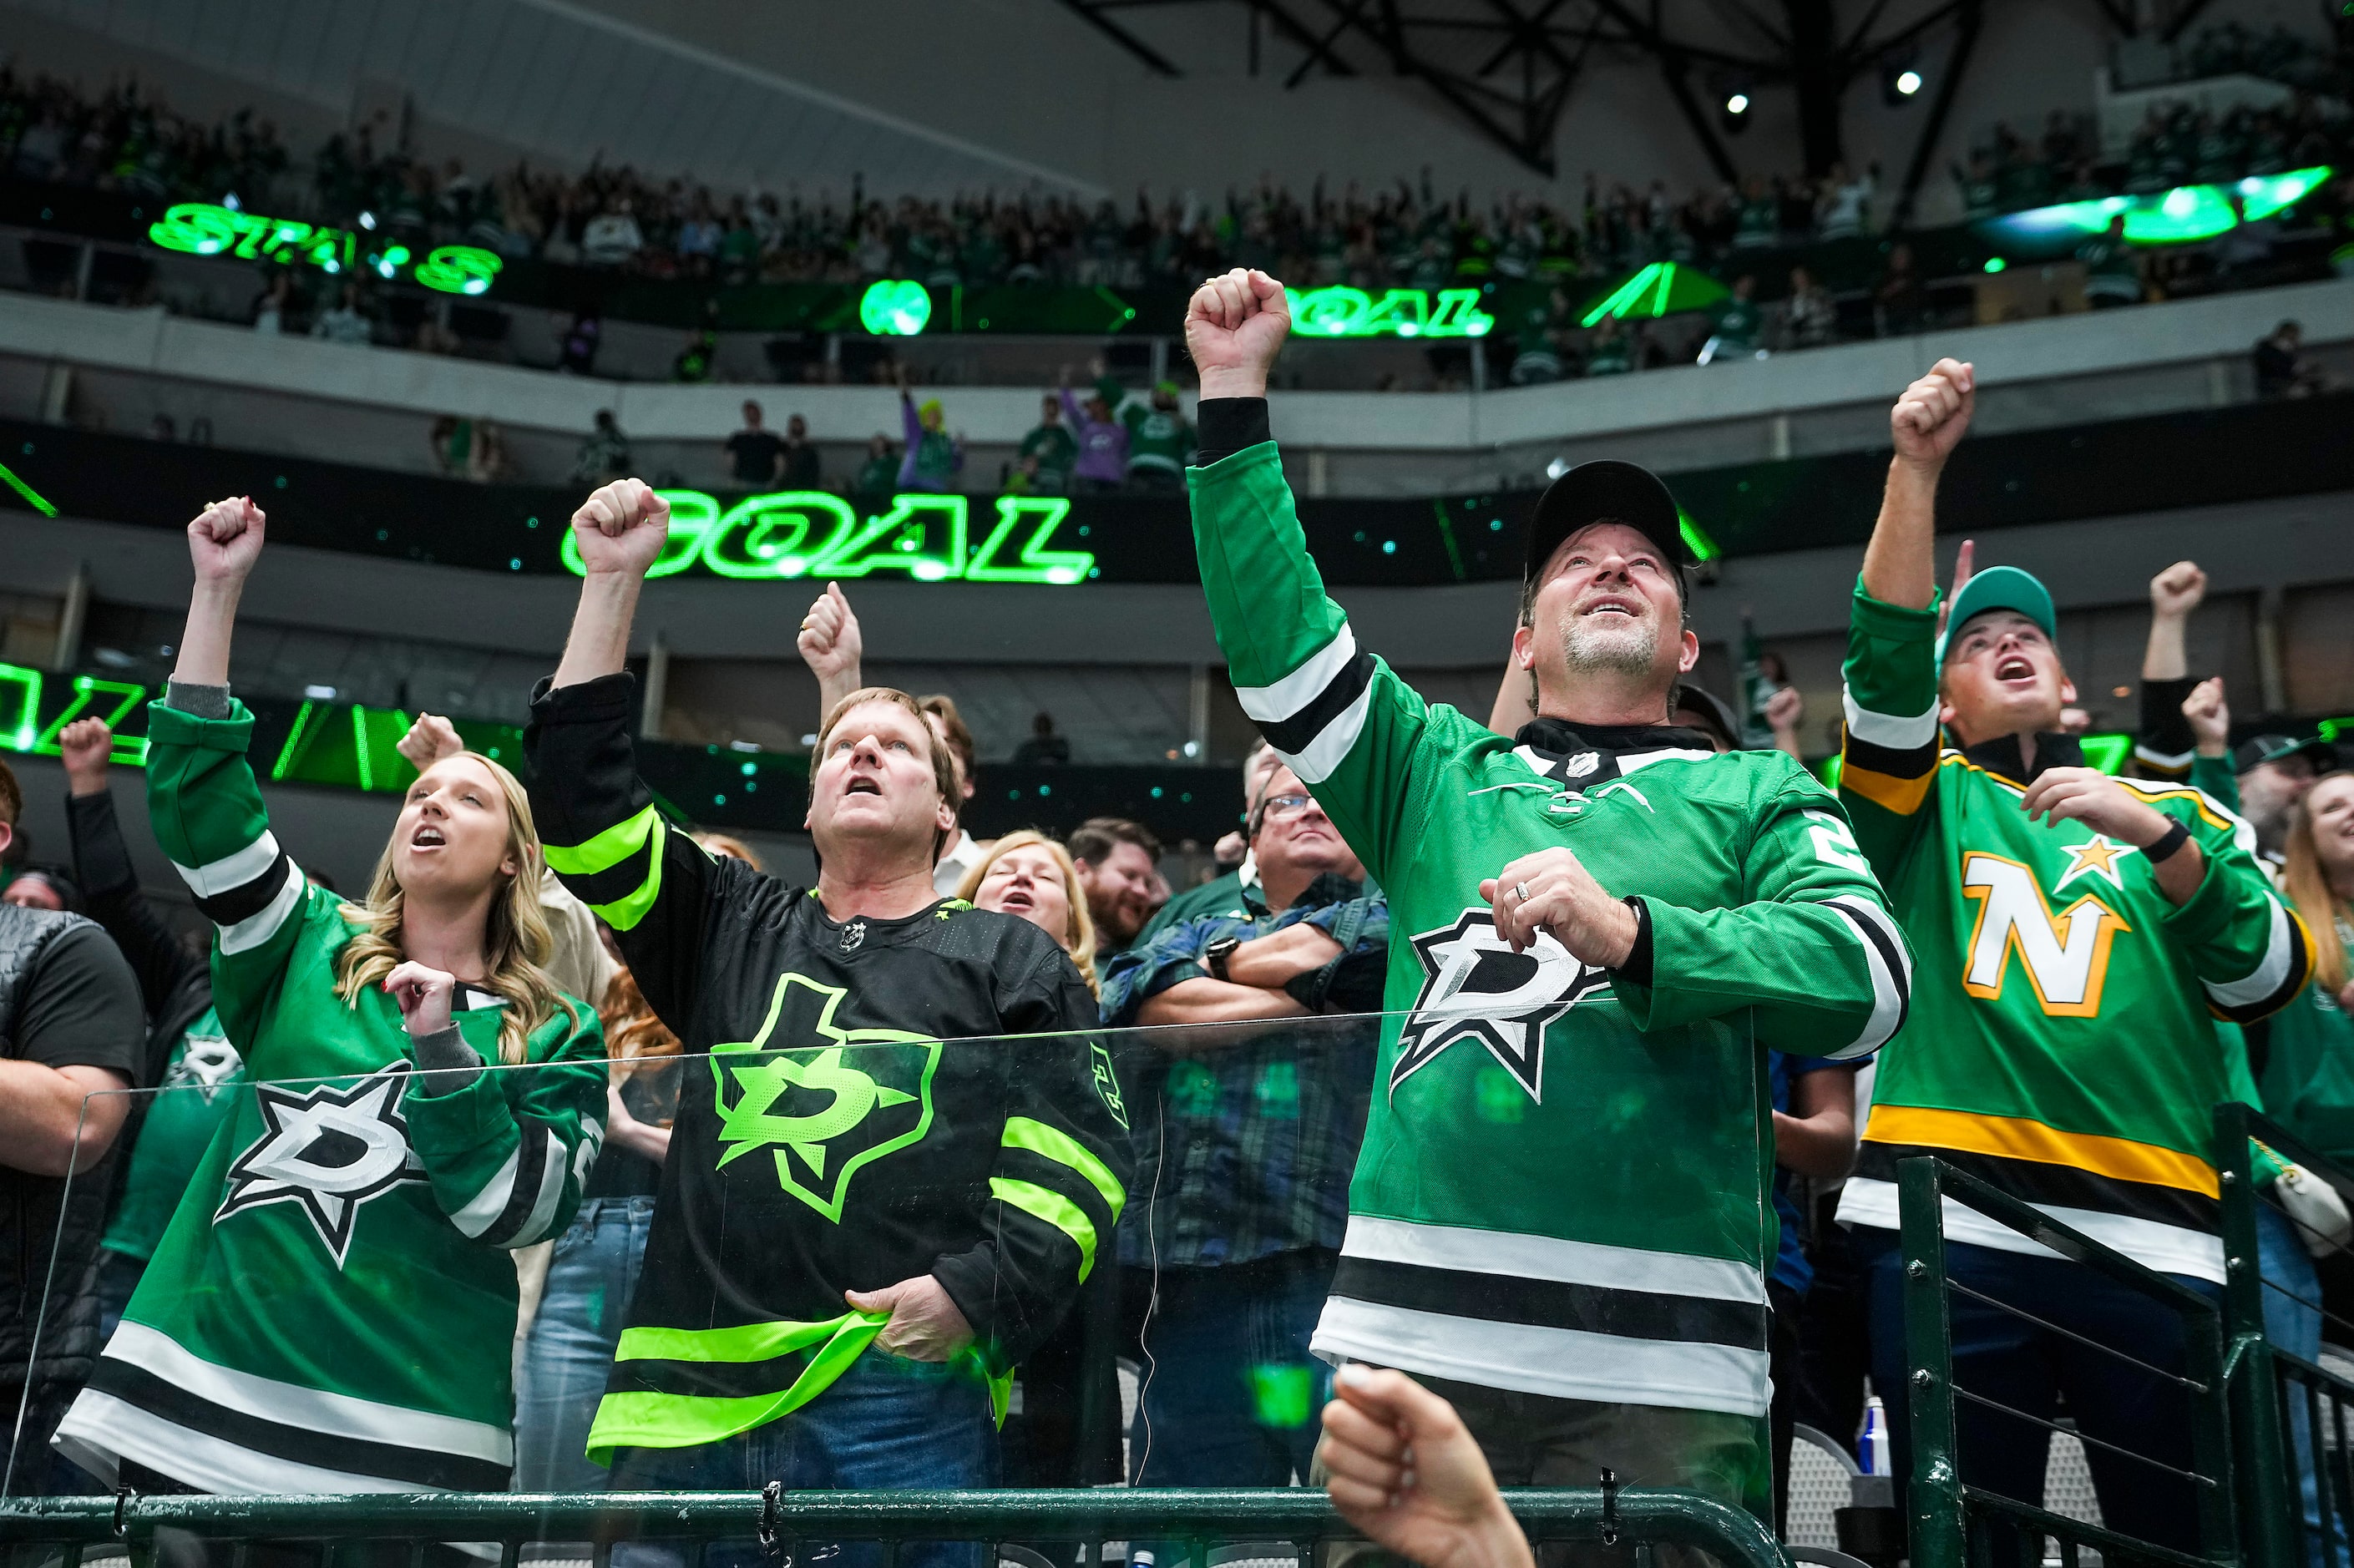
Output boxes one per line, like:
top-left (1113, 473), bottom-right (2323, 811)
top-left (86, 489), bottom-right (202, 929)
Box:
top-left (693, 832), bottom-right (765, 871)
top-left (957, 829), bottom-right (1099, 999)
top-left (332, 751), bottom-right (580, 1065)
top-left (2282, 779), bottom-right (2354, 996)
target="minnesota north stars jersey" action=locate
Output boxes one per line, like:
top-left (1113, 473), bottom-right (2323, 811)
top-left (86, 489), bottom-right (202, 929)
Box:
top-left (1833, 583), bottom-right (2312, 1281)
top-left (1190, 412), bottom-right (1911, 1419)
top-left (523, 674), bottom-right (1128, 1462)
top-left (55, 696), bottom-right (606, 1494)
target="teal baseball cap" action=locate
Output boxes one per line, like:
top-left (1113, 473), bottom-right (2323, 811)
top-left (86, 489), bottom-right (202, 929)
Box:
top-left (1936, 564), bottom-right (2057, 666)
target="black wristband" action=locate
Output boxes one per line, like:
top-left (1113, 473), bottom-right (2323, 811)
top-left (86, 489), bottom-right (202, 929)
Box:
top-left (2141, 818), bottom-right (2192, 864)
top-left (1612, 896), bottom-right (1655, 988)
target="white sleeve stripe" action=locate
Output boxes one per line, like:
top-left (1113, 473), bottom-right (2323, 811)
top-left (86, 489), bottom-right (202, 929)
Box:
top-left (448, 1143), bottom-right (521, 1240)
top-left (511, 1130), bottom-right (572, 1247)
top-left (1841, 685), bottom-right (1941, 750)
top-left (1235, 624), bottom-right (1359, 724)
top-left (216, 865), bottom-right (306, 954)
top-left (2132, 744), bottom-right (2195, 769)
top-left (1280, 679), bottom-right (1376, 786)
top-left (173, 832), bottom-right (282, 898)
top-left (2205, 898), bottom-right (2295, 1009)
top-left (1825, 894), bottom-right (1911, 1058)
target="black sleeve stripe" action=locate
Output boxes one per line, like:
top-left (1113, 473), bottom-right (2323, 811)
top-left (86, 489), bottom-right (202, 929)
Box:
top-left (192, 850), bottom-right (294, 928)
top-left (2210, 915), bottom-right (2316, 1026)
top-left (479, 1120), bottom-right (550, 1248)
top-left (1840, 729), bottom-right (1938, 781)
top-left (1256, 650), bottom-right (1377, 759)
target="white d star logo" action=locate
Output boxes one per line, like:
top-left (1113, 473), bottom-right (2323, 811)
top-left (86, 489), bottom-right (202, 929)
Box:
top-left (215, 1064), bottom-right (427, 1266)
top-left (1391, 909), bottom-right (1612, 1104)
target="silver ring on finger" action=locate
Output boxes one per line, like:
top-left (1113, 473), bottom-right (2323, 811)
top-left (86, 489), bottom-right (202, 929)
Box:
top-left (1513, 882), bottom-right (1531, 903)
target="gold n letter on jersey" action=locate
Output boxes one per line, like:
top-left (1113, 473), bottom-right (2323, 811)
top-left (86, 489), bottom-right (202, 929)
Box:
top-left (1959, 852), bottom-right (2133, 1018)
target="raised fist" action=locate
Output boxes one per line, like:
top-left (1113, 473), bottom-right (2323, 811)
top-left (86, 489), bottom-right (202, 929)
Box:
top-left (58, 717), bottom-right (111, 796)
top-left (2183, 676), bottom-right (2230, 755)
top-left (797, 582), bottom-right (863, 686)
top-left (570, 479), bottom-right (671, 579)
top-left (187, 496), bottom-right (266, 584)
top-left (396, 713), bottom-right (464, 773)
top-left (2149, 560), bottom-right (2207, 618)
top-left (1891, 358), bottom-right (1974, 469)
top-left (1185, 268), bottom-right (1293, 401)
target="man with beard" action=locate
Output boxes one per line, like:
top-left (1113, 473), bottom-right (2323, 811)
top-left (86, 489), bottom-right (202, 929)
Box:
top-left (1182, 268), bottom-right (1911, 1518)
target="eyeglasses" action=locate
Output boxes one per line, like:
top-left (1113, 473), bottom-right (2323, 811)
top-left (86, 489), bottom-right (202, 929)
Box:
top-left (1261, 792), bottom-right (1320, 821)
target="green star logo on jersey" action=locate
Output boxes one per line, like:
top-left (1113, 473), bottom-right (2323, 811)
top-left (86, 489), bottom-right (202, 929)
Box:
top-left (711, 972), bottom-right (940, 1222)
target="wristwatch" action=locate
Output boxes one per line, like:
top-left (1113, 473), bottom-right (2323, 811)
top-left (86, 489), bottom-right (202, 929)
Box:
top-left (1204, 937), bottom-right (1243, 983)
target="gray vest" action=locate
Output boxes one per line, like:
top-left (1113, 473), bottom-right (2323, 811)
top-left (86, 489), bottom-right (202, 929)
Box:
top-left (0, 905), bottom-right (112, 1383)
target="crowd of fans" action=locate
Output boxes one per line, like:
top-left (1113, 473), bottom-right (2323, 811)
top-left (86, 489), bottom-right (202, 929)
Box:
top-left (8, 58), bottom-right (2351, 307)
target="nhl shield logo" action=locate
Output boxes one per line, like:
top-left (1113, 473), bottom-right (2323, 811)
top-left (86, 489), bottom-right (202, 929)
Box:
top-left (1392, 909), bottom-right (1613, 1104)
top-left (1562, 751), bottom-right (1602, 780)
top-left (711, 972), bottom-right (939, 1222)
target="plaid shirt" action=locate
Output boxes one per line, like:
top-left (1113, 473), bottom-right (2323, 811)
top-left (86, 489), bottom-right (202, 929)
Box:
top-left (1102, 879), bottom-right (1385, 1269)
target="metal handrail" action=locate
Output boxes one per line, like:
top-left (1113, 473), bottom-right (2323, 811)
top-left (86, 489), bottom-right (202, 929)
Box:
top-left (0, 1486), bottom-right (1790, 1568)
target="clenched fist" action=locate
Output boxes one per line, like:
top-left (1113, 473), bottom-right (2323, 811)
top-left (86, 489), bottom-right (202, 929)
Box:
top-left (1891, 358), bottom-right (1974, 471)
top-left (58, 718), bottom-right (112, 797)
top-left (2149, 560), bottom-right (2207, 619)
top-left (1186, 268), bottom-right (1292, 401)
top-left (570, 478), bottom-right (671, 579)
top-left (188, 496), bottom-right (266, 584)
top-left (797, 582), bottom-right (863, 686)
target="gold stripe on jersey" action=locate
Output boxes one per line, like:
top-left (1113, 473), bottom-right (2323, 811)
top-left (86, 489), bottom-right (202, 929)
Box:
top-left (1862, 1103), bottom-right (2219, 1198)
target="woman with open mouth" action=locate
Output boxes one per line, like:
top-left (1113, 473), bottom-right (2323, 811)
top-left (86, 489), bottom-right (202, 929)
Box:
top-left (53, 494), bottom-right (607, 1504)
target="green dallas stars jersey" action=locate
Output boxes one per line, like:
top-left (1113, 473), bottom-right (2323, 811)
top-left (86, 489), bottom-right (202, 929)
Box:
top-left (55, 697), bottom-right (606, 1495)
top-left (1190, 419), bottom-right (1911, 1419)
top-left (523, 674), bottom-right (1127, 1462)
top-left (1832, 583), bottom-right (2312, 1281)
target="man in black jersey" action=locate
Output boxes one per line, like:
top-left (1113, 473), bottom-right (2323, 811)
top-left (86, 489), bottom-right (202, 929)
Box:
top-left (528, 479), bottom-right (1128, 1565)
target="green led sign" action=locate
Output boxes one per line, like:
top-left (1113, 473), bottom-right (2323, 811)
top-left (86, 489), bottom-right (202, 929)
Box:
top-left (860, 279), bottom-right (933, 336)
top-left (559, 491), bottom-right (1095, 584)
top-left (1292, 286), bottom-right (1494, 338)
top-left (0, 666), bottom-right (151, 763)
top-left (146, 203), bottom-right (504, 296)
top-left (1978, 165), bottom-right (2333, 249)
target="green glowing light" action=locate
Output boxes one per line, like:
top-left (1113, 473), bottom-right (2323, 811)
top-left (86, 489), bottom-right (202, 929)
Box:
top-left (33, 675), bottom-right (147, 763)
top-left (1248, 1364), bottom-right (1316, 1430)
top-left (147, 203), bottom-right (501, 295)
top-left (2135, 183), bottom-right (2238, 243)
top-left (1291, 286), bottom-right (1493, 338)
top-left (0, 458), bottom-right (58, 518)
top-left (1677, 508), bottom-right (1722, 564)
top-left (2079, 732), bottom-right (2133, 776)
top-left (1983, 256), bottom-right (2007, 273)
top-left (0, 665), bottom-right (41, 752)
top-left (271, 701), bottom-right (317, 781)
top-left (1579, 262), bottom-right (1729, 328)
top-left (860, 279), bottom-right (933, 336)
top-left (559, 491), bottom-right (1096, 585)
top-left (2236, 164), bottom-right (2331, 221)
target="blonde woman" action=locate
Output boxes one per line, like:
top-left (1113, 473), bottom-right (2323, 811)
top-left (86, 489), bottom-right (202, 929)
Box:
top-left (54, 497), bottom-right (605, 1498)
top-left (2264, 773), bottom-right (2354, 1166)
top-left (956, 830), bottom-right (1100, 1001)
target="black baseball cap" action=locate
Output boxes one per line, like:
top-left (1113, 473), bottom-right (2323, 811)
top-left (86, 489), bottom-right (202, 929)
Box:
top-left (1671, 684), bottom-right (1743, 752)
top-left (1525, 460), bottom-right (1696, 586)
top-left (2235, 732), bottom-right (2336, 775)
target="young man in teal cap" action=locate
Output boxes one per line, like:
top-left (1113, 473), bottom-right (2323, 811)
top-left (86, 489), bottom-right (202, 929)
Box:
top-left (1833, 358), bottom-right (2314, 1552)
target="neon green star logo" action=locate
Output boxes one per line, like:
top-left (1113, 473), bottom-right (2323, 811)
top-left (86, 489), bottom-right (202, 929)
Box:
top-left (710, 973), bottom-right (940, 1222)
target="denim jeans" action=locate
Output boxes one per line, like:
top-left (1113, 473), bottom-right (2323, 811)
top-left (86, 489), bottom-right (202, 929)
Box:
top-left (1860, 1228), bottom-right (2221, 1555)
top-left (1126, 1248), bottom-right (1336, 1488)
top-left (605, 1350), bottom-right (998, 1568)
top-left (2257, 1201), bottom-right (2334, 1565)
top-left (514, 1196), bottom-right (657, 1494)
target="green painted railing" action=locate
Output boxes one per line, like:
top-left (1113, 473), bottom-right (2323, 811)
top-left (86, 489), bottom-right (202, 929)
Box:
top-left (1896, 1156), bottom-right (2240, 1568)
top-left (0, 1486), bottom-right (1788, 1568)
top-left (2215, 1101), bottom-right (2354, 1568)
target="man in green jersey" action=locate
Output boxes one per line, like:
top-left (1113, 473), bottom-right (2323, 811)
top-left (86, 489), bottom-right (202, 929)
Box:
top-left (1832, 358), bottom-right (2313, 1550)
top-left (1184, 268), bottom-right (1912, 1513)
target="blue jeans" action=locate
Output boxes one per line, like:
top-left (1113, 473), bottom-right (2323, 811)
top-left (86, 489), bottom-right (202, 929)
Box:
top-left (605, 1350), bottom-right (998, 1568)
top-left (1127, 1249), bottom-right (1336, 1486)
top-left (1860, 1228), bottom-right (2220, 1555)
top-left (2257, 1201), bottom-right (2334, 1565)
top-left (514, 1196), bottom-right (658, 1494)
